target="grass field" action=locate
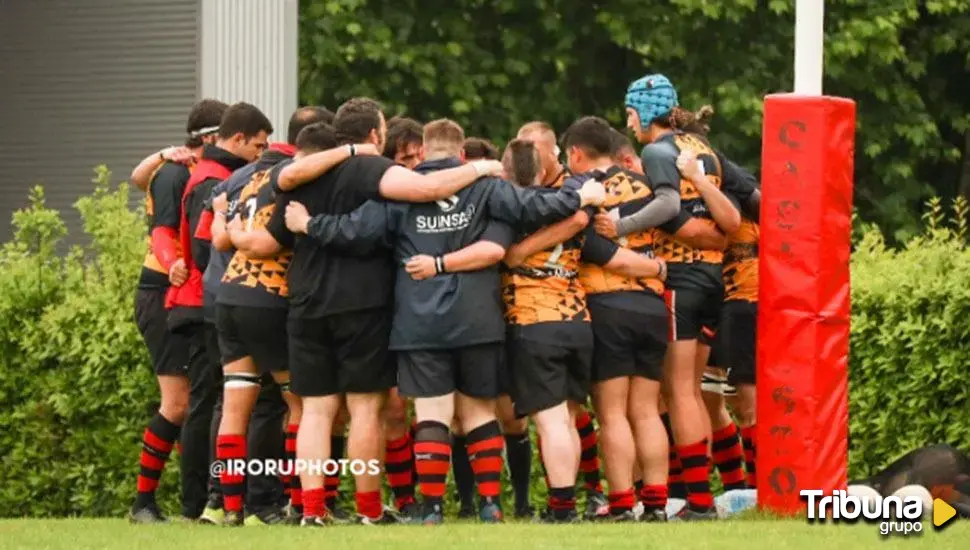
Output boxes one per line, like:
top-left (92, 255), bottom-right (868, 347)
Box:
top-left (0, 519), bottom-right (966, 550)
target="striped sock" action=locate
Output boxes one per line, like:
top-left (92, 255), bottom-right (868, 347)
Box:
top-left (414, 421), bottom-right (451, 505)
top-left (385, 433), bottom-right (416, 510)
top-left (548, 486), bottom-right (576, 519)
top-left (467, 421), bottom-right (504, 502)
top-left (575, 410), bottom-right (602, 493)
top-left (742, 425), bottom-right (757, 489)
top-left (639, 484), bottom-right (668, 512)
top-left (712, 423), bottom-right (747, 490)
top-left (216, 434), bottom-right (247, 513)
top-left (134, 413), bottom-right (181, 509)
top-left (668, 449), bottom-right (686, 499)
top-left (284, 424), bottom-right (302, 512)
top-left (608, 488), bottom-right (636, 515)
top-left (678, 439), bottom-right (714, 510)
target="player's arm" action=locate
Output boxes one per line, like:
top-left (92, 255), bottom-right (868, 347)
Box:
top-left (376, 160), bottom-right (505, 203)
top-left (720, 156), bottom-right (761, 222)
top-left (487, 177), bottom-right (604, 229)
top-left (209, 190), bottom-right (233, 252)
top-left (149, 164), bottom-right (190, 283)
top-left (191, 186), bottom-right (215, 270)
top-left (677, 149), bottom-right (741, 234)
top-left (276, 144), bottom-right (379, 191)
top-left (660, 208), bottom-right (729, 251)
top-left (242, 189), bottom-right (293, 259)
top-left (406, 220), bottom-right (515, 280)
top-left (287, 200), bottom-right (393, 255)
top-left (504, 209), bottom-right (590, 268)
top-left (595, 145), bottom-right (681, 239)
top-left (130, 147), bottom-right (195, 191)
top-left (582, 232), bottom-right (666, 280)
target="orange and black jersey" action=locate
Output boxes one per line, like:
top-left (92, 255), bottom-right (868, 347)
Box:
top-left (723, 217), bottom-right (759, 303)
top-left (642, 132), bottom-right (756, 290)
top-left (219, 161), bottom-right (293, 309)
top-left (138, 162), bottom-right (190, 290)
top-left (502, 173), bottom-right (591, 347)
top-left (579, 166), bottom-right (667, 312)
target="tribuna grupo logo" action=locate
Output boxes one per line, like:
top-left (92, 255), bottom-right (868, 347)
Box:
top-left (801, 487), bottom-right (932, 536)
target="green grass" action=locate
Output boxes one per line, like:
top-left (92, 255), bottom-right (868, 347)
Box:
top-left (0, 519), bottom-right (966, 550)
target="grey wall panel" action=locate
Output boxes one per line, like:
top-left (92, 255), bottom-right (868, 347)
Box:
top-left (0, 0), bottom-right (200, 244)
top-left (200, 0), bottom-right (298, 145)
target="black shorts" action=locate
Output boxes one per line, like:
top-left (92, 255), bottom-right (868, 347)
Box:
top-left (134, 288), bottom-right (189, 376)
top-left (216, 304), bottom-right (288, 374)
top-left (663, 286), bottom-right (723, 342)
top-left (589, 297), bottom-right (667, 383)
top-left (398, 343), bottom-right (503, 399)
top-left (720, 301), bottom-right (757, 386)
top-left (288, 308), bottom-right (395, 397)
top-left (507, 336), bottom-right (592, 418)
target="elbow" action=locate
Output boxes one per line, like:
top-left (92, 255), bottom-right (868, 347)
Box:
top-left (213, 235), bottom-right (233, 252)
top-left (277, 169), bottom-right (297, 191)
top-left (483, 244), bottom-right (507, 266)
top-left (721, 212), bottom-right (742, 235)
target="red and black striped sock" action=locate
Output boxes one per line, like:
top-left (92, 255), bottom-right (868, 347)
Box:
top-left (303, 487), bottom-right (326, 519)
top-left (414, 421), bottom-right (451, 506)
top-left (677, 439), bottom-right (714, 511)
top-left (575, 410), bottom-right (602, 493)
top-left (216, 434), bottom-right (247, 513)
top-left (356, 491), bottom-right (382, 520)
top-left (608, 488), bottom-right (636, 515)
top-left (639, 484), bottom-right (668, 513)
top-left (385, 432), bottom-right (416, 510)
top-left (668, 449), bottom-right (687, 499)
top-left (548, 486), bottom-right (576, 519)
top-left (284, 424), bottom-right (302, 512)
top-left (325, 435), bottom-right (346, 511)
top-left (742, 424), bottom-right (757, 489)
top-left (712, 423), bottom-right (746, 490)
top-left (135, 413), bottom-right (181, 509)
top-left (467, 421), bottom-right (504, 503)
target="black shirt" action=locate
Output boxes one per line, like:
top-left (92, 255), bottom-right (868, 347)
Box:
top-left (138, 162), bottom-right (190, 290)
top-left (185, 145), bottom-right (248, 275)
top-left (302, 157), bottom-right (583, 350)
top-left (265, 155), bottom-right (397, 319)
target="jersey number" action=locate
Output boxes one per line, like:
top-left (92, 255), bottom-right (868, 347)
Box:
top-left (245, 197), bottom-right (258, 231)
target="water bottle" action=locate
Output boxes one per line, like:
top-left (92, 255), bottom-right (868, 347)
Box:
top-left (715, 489), bottom-right (758, 518)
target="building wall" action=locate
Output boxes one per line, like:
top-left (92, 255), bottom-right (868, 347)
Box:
top-left (200, 0), bottom-right (299, 143)
top-left (0, 0), bottom-right (200, 243)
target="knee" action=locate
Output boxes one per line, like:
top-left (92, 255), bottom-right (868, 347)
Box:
top-left (501, 417), bottom-right (528, 435)
top-left (161, 391), bottom-right (190, 422)
top-left (383, 397), bottom-right (409, 428)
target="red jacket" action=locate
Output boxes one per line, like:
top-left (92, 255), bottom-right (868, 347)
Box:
top-left (164, 158), bottom-right (232, 310)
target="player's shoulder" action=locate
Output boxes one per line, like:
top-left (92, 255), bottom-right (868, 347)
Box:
top-left (153, 161), bottom-right (191, 184)
top-left (641, 140), bottom-right (678, 163)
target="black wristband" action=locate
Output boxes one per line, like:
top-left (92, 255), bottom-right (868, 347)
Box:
top-left (435, 256), bottom-right (445, 274)
top-left (348, 144), bottom-right (356, 157)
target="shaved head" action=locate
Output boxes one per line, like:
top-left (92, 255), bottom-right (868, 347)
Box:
top-left (516, 121), bottom-right (560, 185)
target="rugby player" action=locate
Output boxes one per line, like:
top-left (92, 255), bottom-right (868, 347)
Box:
top-left (463, 137), bottom-right (500, 161)
top-left (256, 98), bottom-right (509, 526)
top-left (130, 99), bottom-right (227, 523)
top-left (165, 102), bottom-right (274, 521)
top-left (281, 118), bottom-right (605, 524)
top-left (609, 74), bottom-right (756, 519)
top-left (384, 116), bottom-right (424, 169)
top-left (517, 121), bottom-right (609, 517)
top-left (202, 110), bottom-right (335, 525)
top-left (499, 136), bottom-right (667, 523)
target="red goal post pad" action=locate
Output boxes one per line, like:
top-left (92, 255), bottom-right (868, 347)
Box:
top-left (756, 95), bottom-right (855, 514)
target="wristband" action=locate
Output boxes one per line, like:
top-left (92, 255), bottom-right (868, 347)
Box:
top-left (158, 151), bottom-right (166, 162)
top-left (657, 260), bottom-right (666, 280)
top-left (435, 256), bottom-right (445, 274)
top-left (348, 144), bottom-right (356, 157)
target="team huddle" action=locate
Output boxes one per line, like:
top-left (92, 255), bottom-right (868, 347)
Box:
top-left (128, 73), bottom-right (762, 527)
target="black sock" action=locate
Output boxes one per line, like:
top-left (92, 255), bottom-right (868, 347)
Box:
top-left (504, 433), bottom-right (532, 512)
top-left (451, 435), bottom-right (476, 510)
top-left (548, 486), bottom-right (576, 519)
top-left (634, 479), bottom-right (644, 495)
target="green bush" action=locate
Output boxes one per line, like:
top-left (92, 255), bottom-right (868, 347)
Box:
top-left (0, 170), bottom-right (967, 517)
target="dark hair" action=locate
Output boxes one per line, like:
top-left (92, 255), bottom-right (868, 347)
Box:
top-left (218, 102), bottom-right (274, 140)
top-left (295, 122), bottom-right (337, 153)
top-left (185, 98), bottom-right (228, 147)
top-left (288, 106), bottom-right (334, 144)
top-left (333, 97), bottom-right (383, 145)
top-left (653, 105), bottom-right (715, 135)
top-left (383, 117), bottom-right (423, 159)
top-left (561, 116), bottom-right (614, 158)
top-left (501, 139), bottom-right (541, 187)
top-left (609, 128), bottom-right (636, 159)
top-left (463, 137), bottom-right (499, 161)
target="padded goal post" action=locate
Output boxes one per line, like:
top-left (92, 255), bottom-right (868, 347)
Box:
top-left (756, 94), bottom-right (855, 514)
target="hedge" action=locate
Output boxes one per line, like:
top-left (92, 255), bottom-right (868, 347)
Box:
top-left (0, 169), bottom-right (967, 517)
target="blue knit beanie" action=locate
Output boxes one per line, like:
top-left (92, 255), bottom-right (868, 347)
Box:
top-left (625, 74), bottom-right (678, 124)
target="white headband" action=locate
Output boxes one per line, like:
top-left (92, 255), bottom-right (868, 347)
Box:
top-left (189, 125), bottom-right (220, 138)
